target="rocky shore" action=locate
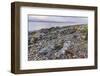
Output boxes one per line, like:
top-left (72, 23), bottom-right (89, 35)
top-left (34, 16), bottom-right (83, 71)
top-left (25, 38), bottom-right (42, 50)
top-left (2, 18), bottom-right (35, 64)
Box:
top-left (28, 24), bottom-right (88, 61)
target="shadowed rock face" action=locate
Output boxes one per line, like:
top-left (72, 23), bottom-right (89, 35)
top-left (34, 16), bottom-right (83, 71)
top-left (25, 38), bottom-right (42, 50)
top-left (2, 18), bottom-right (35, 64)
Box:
top-left (28, 25), bottom-right (88, 61)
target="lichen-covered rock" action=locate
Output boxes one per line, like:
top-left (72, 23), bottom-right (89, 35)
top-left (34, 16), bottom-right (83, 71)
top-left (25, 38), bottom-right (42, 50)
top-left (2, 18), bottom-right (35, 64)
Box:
top-left (28, 25), bottom-right (88, 61)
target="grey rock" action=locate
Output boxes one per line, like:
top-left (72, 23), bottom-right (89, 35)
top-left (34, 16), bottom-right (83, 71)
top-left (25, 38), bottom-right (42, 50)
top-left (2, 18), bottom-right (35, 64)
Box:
top-left (28, 25), bottom-right (88, 61)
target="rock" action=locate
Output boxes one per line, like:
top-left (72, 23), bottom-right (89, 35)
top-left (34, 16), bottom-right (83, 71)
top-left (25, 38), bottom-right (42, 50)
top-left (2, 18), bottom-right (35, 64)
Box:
top-left (28, 25), bottom-right (88, 61)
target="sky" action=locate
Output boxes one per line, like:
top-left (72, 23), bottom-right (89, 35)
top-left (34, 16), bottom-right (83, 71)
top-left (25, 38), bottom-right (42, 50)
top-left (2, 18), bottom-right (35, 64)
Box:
top-left (28, 15), bottom-right (88, 32)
